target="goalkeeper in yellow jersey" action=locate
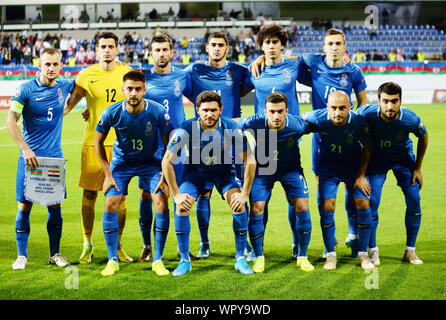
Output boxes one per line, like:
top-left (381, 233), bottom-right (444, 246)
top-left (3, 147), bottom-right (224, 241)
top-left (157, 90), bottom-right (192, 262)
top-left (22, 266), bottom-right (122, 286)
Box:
top-left (64, 32), bottom-right (133, 264)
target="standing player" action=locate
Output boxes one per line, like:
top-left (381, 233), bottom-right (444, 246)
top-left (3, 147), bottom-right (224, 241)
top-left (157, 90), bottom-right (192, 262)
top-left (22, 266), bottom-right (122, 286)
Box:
top-left (139, 34), bottom-right (192, 262)
top-left (183, 32), bottom-right (254, 259)
top-left (64, 32), bottom-right (133, 264)
top-left (248, 24), bottom-right (309, 259)
top-left (303, 91), bottom-right (374, 270)
top-left (7, 48), bottom-right (74, 269)
top-left (240, 93), bottom-right (313, 273)
top-left (251, 28), bottom-right (368, 257)
top-left (162, 91), bottom-right (256, 276)
top-left (357, 82), bottom-right (428, 265)
top-left (95, 71), bottom-right (173, 276)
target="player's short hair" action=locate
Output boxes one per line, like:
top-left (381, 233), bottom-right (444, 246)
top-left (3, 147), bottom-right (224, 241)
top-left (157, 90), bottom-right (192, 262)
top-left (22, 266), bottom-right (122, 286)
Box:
top-left (256, 24), bottom-right (289, 47)
top-left (96, 32), bottom-right (119, 47)
top-left (123, 70), bottom-right (146, 84)
top-left (207, 32), bottom-right (228, 46)
top-left (324, 28), bottom-right (346, 44)
top-left (378, 82), bottom-right (402, 100)
top-left (149, 34), bottom-right (174, 50)
top-left (196, 90), bottom-right (223, 109)
top-left (266, 92), bottom-right (288, 107)
top-left (40, 47), bottom-right (62, 58)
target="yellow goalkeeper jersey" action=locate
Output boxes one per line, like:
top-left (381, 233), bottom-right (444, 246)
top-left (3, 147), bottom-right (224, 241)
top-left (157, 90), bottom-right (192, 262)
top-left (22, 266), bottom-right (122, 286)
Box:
top-left (76, 63), bottom-right (133, 146)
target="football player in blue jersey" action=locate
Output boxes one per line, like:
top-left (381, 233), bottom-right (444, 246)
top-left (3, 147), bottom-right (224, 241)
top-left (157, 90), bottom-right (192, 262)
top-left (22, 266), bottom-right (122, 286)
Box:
top-left (95, 71), bottom-right (173, 276)
top-left (240, 92), bottom-right (314, 273)
top-left (248, 24), bottom-right (310, 260)
top-left (7, 48), bottom-right (74, 270)
top-left (139, 34), bottom-right (193, 262)
top-left (162, 91), bottom-right (257, 276)
top-left (303, 90), bottom-right (374, 270)
top-left (183, 32), bottom-right (254, 259)
top-left (250, 28), bottom-right (368, 258)
top-left (357, 82), bottom-right (428, 266)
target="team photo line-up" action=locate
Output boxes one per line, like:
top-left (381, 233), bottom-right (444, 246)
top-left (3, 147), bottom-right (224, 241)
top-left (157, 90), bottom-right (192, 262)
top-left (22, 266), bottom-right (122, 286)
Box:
top-left (7, 25), bottom-right (428, 277)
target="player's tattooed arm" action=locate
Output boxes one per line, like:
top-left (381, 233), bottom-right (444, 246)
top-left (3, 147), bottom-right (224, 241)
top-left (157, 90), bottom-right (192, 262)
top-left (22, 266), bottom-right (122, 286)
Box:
top-left (412, 130), bottom-right (428, 189)
top-left (64, 84), bottom-right (86, 116)
top-left (6, 110), bottom-right (39, 169)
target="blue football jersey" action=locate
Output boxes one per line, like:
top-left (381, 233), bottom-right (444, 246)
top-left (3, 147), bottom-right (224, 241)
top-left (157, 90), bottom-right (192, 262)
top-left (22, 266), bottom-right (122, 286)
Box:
top-left (184, 61), bottom-right (253, 119)
top-left (301, 54), bottom-right (367, 110)
top-left (240, 113), bottom-right (311, 172)
top-left (143, 66), bottom-right (192, 128)
top-left (167, 116), bottom-right (247, 173)
top-left (96, 98), bottom-right (173, 165)
top-left (250, 57), bottom-right (308, 116)
top-left (303, 108), bottom-right (371, 169)
top-left (11, 78), bottom-right (74, 158)
top-left (357, 104), bottom-right (426, 163)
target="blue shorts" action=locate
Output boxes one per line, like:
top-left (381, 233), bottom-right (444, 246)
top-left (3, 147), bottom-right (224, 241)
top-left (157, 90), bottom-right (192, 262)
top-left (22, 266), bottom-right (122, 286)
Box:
top-left (106, 161), bottom-right (162, 197)
top-left (16, 156), bottom-right (67, 203)
top-left (318, 166), bottom-right (370, 201)
top-left (179, 168), bottom-right (241, 199)
top-left (250, 169), bottom-right (309, 202)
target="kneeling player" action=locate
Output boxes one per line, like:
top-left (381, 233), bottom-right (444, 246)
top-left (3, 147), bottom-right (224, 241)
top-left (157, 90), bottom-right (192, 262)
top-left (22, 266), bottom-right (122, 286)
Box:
top-left (95, 71), bottom-right (173, 276)
top-left (162, 91), bottom-right (256, 276)
top-left (358, 82), bottom-right (428, 265)
top-left (241, 92), bottom-right (314, 273)
top-left (303, 91), bottom-right (374, 270)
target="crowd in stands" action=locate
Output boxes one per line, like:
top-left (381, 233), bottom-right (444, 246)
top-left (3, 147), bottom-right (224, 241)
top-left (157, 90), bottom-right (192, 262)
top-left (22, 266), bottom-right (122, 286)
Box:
top-left (1, 20), bottom-right (446, 67)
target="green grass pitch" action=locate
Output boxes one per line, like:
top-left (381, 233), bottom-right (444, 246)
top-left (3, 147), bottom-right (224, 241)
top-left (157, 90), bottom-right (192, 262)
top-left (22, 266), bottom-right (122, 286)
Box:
top-left (0, 104), bottom-right (445, 300)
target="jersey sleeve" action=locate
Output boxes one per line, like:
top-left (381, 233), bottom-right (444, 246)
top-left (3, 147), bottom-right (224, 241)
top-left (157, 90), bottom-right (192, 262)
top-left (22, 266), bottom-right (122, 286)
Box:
top-left (301, 110), bottom-right (319, 132)
top-left (357, 115), bottom-right (372, 145)
top-left (75, 68), bottom-right (89, 91)
top-left (295, 115), bottom-right (313, 135)
top-left (155, 103), bottom-right (174, 136)
top-left (96, 109), bottom-right (112, 136)
top-left (166, 127), bottom-right (188, 153)
top-left (296, 56), bottom-right (310, 84)
top-left (351, 66), bottom-right (367, 93)
top-left (11, 83), bottom-right (30, 106)
top-left (410, 113), bottom-right (427, 138)
top-left (241, 65), bottom-right (255, 91)
top-left (183, 71), bottom-right (193, 99)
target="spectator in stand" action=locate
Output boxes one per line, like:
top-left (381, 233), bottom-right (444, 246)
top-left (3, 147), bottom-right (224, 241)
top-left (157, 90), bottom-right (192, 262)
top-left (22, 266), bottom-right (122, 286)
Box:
top-left (153, 25), bottom-right (164, 36)
top-left (60, 36), bottom-right (69, 62)
top-left (381, 51), bottom-right (388, 61)
top-left (372, 50), bottom-right (383, 61)
top-left (168, 7), bottom-right (175, 18)
top-left (238, 50), bottom-right (247, 64)
top-left (365, 50), bottom-right (371, 62)
top-left (32, 55), bottom-right (40, 67)
top-left (389, 49), bottom-right (396, 61)
top-left (324, 19), bottom-right (333, 31)
top-left (312, 18), bottom-right (321, 30)
top-left (149, 8), bottom-right (158, 20)
top-left (416, 48), bottom-right (425, 62)
top-left (342, 18), bottom-right (351, 31)
top-left (181, 52), bottom-right (191, 65)
top-left (396, 47), bottom-right (405, 62)
top-left (251, 23), bottom-right (260, 36)
top-left (86, 47), bottom-right (95, 64)
top-left (23, 45), bottom-right (32, 65)
top-left (75, 47), bottom-right (86, 65)
top-left (181, 37), bottom-right (189, 49)
top-left (178, 7), bottom-right (187, 20)
top-left (442, 48), bottom-right (446, 61)
top-left (353, 49), bottom-right (364, 63)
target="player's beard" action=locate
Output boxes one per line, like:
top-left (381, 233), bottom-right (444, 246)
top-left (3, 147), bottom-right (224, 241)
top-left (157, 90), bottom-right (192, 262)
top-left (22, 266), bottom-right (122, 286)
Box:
top-left (156, 59), bottom-right (169, 69)
top-left (127, 97), bottom-right (142, 108)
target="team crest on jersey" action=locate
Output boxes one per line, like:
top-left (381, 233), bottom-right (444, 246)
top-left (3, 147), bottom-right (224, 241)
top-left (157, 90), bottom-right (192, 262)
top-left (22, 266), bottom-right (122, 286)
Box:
top-left (340, 73), bottom-right (348, 87)
top-left (283, 69), bottom-right (291, 84)
top-left (58, 88), bottom-right (64, 104)
top-left (225, 71), bottom-right (233, 86)
top-left (174, 80), bottom-right (182, 97)
top-left (346, 133), bottom-right (354, 146)
top-left (145, 121), bottom-right (153, 136)
top-left (286, 137), bottom-right (295, 149)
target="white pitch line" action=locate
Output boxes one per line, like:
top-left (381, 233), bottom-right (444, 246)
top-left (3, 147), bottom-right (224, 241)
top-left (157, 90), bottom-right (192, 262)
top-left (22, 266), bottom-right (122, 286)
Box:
top-left (0, 141), bottom-right (82, 147)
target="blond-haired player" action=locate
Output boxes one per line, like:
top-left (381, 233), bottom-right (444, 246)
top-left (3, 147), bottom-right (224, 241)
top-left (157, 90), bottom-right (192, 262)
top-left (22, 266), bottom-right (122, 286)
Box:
top-left (64, 32), bottom-right (133, 264)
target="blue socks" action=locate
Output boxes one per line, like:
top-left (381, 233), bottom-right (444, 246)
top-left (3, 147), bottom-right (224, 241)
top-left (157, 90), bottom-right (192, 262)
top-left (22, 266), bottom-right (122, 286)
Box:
top-left (356, 207), bottom-right (371, 253)
top-left (345, 190), bottom-right (358, 236)
top-left (320, 209), bottom-right (336, 252)
top-left (196, 197), bottom-right (210, 245)
top-left (47, 207), bottom-right (63, 257)
top-left (288, 203), bottom-right (298, 246)
top-left (139, 199), bottom-right (153, 247)
top-left (405, 211), bottom-right (421, 247)
top-left (233, 209), bottom-right (248, 259)
top-left (153, 211), bottom-right (169, 261)
top-left (103, 211), bottom-right (119, 261)
top-left (15, 208), bottom-right (31, 257)
top-left (175, 213), bottom-right (191, 261)
top-left (295, 210), bottom-right (312, 257)
top-left (248, 213), bottom-right (264, 257)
